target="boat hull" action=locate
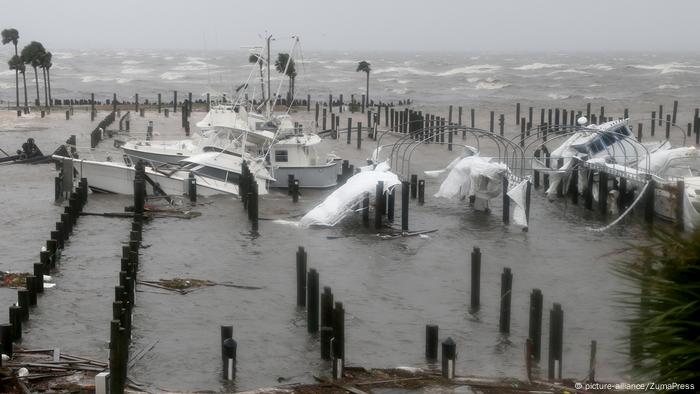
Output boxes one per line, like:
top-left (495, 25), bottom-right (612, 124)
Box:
top-left (66, 158), bottom-right (241, 196)
top-left (270, 161), bottom-right (340, 189)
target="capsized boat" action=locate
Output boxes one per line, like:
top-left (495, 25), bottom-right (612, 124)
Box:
top-left (299, 162), bottom-right (400, 227)
top-left (53, 150), bottom-right (274, 197)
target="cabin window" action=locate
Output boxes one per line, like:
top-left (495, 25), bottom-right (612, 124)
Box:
top-left (589, 138), bottom-right (605, 154)
top-left (601, 133), bottom-right (616, 146)
top-left (275, 150), bottom-right (289, 163)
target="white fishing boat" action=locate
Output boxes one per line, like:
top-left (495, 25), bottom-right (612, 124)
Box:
top-left (53, 150), bottom-right (274, 197)
top-left (267, 133), bottom-right (340, 189)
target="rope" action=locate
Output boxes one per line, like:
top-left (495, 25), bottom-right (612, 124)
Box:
top-left (586, 181), bottom-right (650, 232)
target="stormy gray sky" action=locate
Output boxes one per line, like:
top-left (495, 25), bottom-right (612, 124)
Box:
top-left (3, 0), bottom-right (699, 52)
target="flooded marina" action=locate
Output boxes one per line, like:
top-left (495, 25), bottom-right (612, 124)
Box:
top-left (0, 108), bottom-right (663, 391)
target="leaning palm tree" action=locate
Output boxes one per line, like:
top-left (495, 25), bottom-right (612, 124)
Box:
top-left (2, 28), bottom-right (20, 110)
top-left (9, 55), bottom-right (29, 111)
top-left (274, 53), bottom-right (296, 103)
top-left (20, 41), bottom-right (46, 107)
top-left (356, 61), bottom-right (371, 105)
top-left (42, 51), bottom-right (53, 107)
top-left (40, 54), bottom-right (49, 107)
top-left (248, 53), bottom-right (265, 102)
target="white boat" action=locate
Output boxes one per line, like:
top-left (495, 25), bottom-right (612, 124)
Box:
top-left (299, 161), bottom-right (400, 227)
top-left (53, 150), bottom-right (274, 197)
top-left (121, 107), bottom-right (339, 189)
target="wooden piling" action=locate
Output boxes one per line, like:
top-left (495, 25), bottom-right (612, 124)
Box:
top-left (528, 289), bottom-right (543, 361)
top-left (401, 181), bottom-right (409, 232)
top-left (499, 268), bottom-right (513, 334)
top-left (357, 122), bottom-right (362, 149)
top-left (584, 170), bottom-right (594, 210)
top-left (425, 324), bottom-right (439, 360)
top-left (375, 181), bottom-right (384, 230)
top-left (441, 338), bottom-right (456, 379)
top-left (547, 303), bottom-right (564, 381)
top-left (489, 111), bottom-right (494, 133)
top-left (296, 247), bottom-right (307, 307)
top-left (598, 171), bottom-right (608, 215)
top-left (502, 177), bottom-right (510, 224)
top-left (346, 118), bottom-right (352, 145)
top-left (470, 247), bottom-right (481, 310)
top-left (307, 268), bottom-right (319, 333)
top-left (418, 180), bottom-right (425, 204)
top-left (666, 114), bottom-right (671, 138)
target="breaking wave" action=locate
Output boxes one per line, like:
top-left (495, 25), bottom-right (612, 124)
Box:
top-left (629, 62), bottom-right (699, 74)
top-left (373, 67), bottom-right (434, 76)
top-left (475, 79), bottom-right (511, 90)
top-left (160, 72), bottom-right (185, 80)
top-left (657, 84), bottom-right (681, 90)
top-left (437, 64), bottom-right (501, 76)
top-left (513, 63), bottom-right (564, 70)
top-left (121, 67), bottom-right (154, 75)
top-left (582, 64), bottom-right (614, 71)
top-left (546, 93), bottom-right (572, 100)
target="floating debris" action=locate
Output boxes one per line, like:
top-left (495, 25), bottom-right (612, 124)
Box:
top-left (138, 278), bottom-right (263, 294)
top-left (0, 272), bottom-right (54, 289)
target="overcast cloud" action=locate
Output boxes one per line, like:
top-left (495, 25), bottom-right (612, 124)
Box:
top-left (2, 0), bottom-right (699, 52)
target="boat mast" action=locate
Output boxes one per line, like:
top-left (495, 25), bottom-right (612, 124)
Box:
top-left (266, 34), bottom-right (273, 119)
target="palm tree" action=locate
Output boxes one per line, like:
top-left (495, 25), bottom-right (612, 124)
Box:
top-left (274, 53), bottom-right (296, 103)
top-left (356, 61), bottom-right (371, 105)
top-left (41, 51), bottom-right (52, 107)
top-left (248, 53), bottom-right (265, 102)
top-left (20, 41), bottom-right (46, 107)
top-left (40, 53), bottom-right (49, 107)
top-left (9, 55), bottom-right (28, 112)
top-left (2, 28), bottom-right (20, 110)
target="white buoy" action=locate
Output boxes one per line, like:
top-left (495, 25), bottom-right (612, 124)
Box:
top-left (577, 116), bottom-right (588, 126)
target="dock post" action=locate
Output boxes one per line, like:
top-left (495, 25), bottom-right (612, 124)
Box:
top-left (533, 150), bottom-right (541, 188)
top-left (470, 247), bottom-right (481, 310)
top-left (676, 180), bottom-right (685, 231)
top-left (637, 123), bottom-right (643, 142)
top-left (374, 181), bottom-right (384, 229)
top-left (188, 172), bottom-right (197, 203)
top-left (502, 176), bottom-right (510, 224)
top-left (598, 171), bottom-right (608, 215)
top-left (499, 268), bottom-right (513, 334)
top-left (499, 114), bottom-right (505, 136)
top-left (588, 340), bottom-right (597, 383)
top-left (321, 287), bottom-right (334, 328)
top-left (543, 147), bottom-right (550, 188)
top-left (387, 188), bottom-right (395, 223)
top-left (651, 111), bottom-right (656, 136)
top-left (307, 268), bottom-right (319, 333)
top-left (322, 108), bottom-right (327, 130)
top-left (666, 114), bottom-right (671, 139)
top-left (18, 290), bottom-right (29, 321)
top-left (346, 117), bottom-right (352, 144)
top-left (9, 306), bottom-right (22, 341)
top-left (296, 247), bottom-right (307, 307)
top-left (548, 303), bottom-right (564, 381)
top-left (570, 164), bottom-right (579, 204)
top-left (357, 122), bottom-right (362, 149)
top-left (618, 177), bottom-right (628, 211)
top-left (425, 324), bottom-right (438, 360)
top-left (441, 338), bottom-right (456, 379)
top-left (489, 111), bottom-right (494, 132)
top-left (644, 177), bottom-right (655, 225)
top-left (410, 174), bottom-right (418, 199)
top-left (401, 181), bottom-right (409, 233)
top-left (659, 104), bottom-right (663, 126)
top-left (584, 170), bottom-right (594, 210)
top-left (0, 324), bottom-right (12, 357)
top-left (315, 102), bottom-right (319, 127)
top-left (222, 338), bottom-right (237, 381)
top-left (418, 180), bottom-right (425, 204)
top-left (528, 289), bottom-right (543, 361)
top-left (292, 180), bottom-right (300, 203)
top-left (332, 302), bottom-right (345, 379)
top-left (516, 103), bottom-right (520, 125)
top-left (362, 192), bottom-right (370, 227)
top-left (320, 326), bottom-right (333, 360)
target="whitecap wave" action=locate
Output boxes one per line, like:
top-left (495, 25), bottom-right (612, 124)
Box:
top-left (629, 62), bottom-right (699, 74)
top-left (513, 63), bottom-right (565, 71)
top-left (0, 82), bottom-right (13, 89)
top-left (438, 64), bottom-right (501, 76)
top-left (319, 78), bottom-right (352, 83)
top-left (121, 67), bottom-right (154, 75)
top-left (116, 78), bottom-right (132, 84)
top-left (82, 75), bottom-right (113, 83)
top-left (657, 84), bottom-right (681, 90)
top-left (582, 64), bottom-right (614, 71)
top-left (547, 93), bottom-right (571, 100)
top-left (374, 67), bottom-right (434, 76)
top-left (475, 80), bottom-right (510, 90)
top-left (122, 60), bottom-right (142, 65)
top-left (548, 69), bottom-right (591, 75)
top-left (334, 59), bottom-right (357, 64)
top-left (160, 72), bottom-right (185, 80)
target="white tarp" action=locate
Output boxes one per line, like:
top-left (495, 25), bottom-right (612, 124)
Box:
top-left (507, 179), bottom-right (529, 228)
top-left (299, 163), bottom-right (400, 228)
top-left (433, 156), bottom-right (508, 211)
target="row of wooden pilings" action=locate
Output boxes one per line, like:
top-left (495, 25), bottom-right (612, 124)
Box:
top-left (428, 247), bottom-right (577, 381)
top-left (0, 177), bottom-right (89, 367)
top-left (95, 161), bottom-right (146, 394)
top-left (295, 247), bottom-right (346, 378)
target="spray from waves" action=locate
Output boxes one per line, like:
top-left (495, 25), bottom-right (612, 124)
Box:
top-left (475, 78), bottom-right (511, 90)
top-left (513, 63), bottom-right (565, 71)
top-left (373, 67), bottom-right (434, 76)
top-left (657, 84), bottom-right (681, 90)
top-left (334, 59), bottom-right (357, 64)
top-left (319, 78), bottom-right (352, 83)
top-left (546, 93), bottom-right (573, 100)
top-left (160, 72), bottom-right (185, 81)
top-left (0, 82), bottom-right (14, 89)
top-left (628, 62), bottom-right (700, 74)
top-left (582, 64), bottom-right (614, 71)
top-left (173, 58), bottom-right (220, 72)
top-left (548, 69), bottom-right (591, 75)
top-left (437, 64), bottom-right (501, 76)
top-left (82, 75), bottom-right (113, 83)
top-left (121, 67), bottom-right (154, 75)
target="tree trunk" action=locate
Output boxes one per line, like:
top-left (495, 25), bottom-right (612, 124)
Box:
top-left (33, 66), bottom-right (40, 107)
top-left (14, 44), bottom-right (19, 110)
top-left (42, 67), bottom-right (48, 108)
top-left (22, 72), bottom-right (28, 112)
top-left (47, 68), bottom-right (52, 106)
